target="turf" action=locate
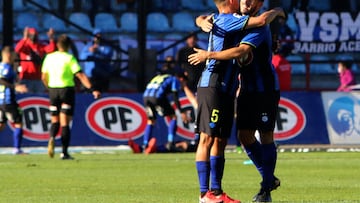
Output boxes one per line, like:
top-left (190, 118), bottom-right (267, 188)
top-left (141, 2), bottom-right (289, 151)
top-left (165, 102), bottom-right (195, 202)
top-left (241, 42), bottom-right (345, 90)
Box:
top-left (0, 150), bottom-right (359, 203)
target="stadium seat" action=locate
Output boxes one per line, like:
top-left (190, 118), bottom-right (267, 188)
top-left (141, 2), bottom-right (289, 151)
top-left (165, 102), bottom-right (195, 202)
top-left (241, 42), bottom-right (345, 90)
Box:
top-left (13, 0), bottom-right (26, 11)
top-left (164, 33), bottom-right (184, 40)
top-left (181, 0), bottom-right (207, 11)
top-left (119, 12), bottom-right (138, 33)
top-left (146, 12), bottom-right (171, 32)
top-left (42, 14), bottom-right (68, 32)
top-left (310, 54), bottom-right (335, 74)
top-left (16, 12), bottom-right (41, 32)
top-left (94, 13), bottom-right (119, 33)
top-left (111, 0), bottom-right (127, 11)
top-left (286, 55), bottom-right (306, 74)
top-left (172, 12), bottom-right (197, 33)
top-left (68, 12), bottom-right (93, 32)
top-left (206, 0), bottom-right (217, 11)
top-left (26, 0), bottom-right (51, 11)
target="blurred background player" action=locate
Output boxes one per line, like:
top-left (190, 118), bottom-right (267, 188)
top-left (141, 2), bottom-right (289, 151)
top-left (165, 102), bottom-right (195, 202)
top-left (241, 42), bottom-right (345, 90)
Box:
top-left (137, 71), bottom-right (189, 154)
top-left (0, 46), bottom-right (28, 154)
top-left (41, 34), bottom-right (101, 160)
top-left (15, 27), bottom-right (56, 93)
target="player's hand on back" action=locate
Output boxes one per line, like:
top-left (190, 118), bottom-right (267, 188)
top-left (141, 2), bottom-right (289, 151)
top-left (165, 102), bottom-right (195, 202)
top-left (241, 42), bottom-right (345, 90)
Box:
top-left (188, 48), bottom-right (208, 65)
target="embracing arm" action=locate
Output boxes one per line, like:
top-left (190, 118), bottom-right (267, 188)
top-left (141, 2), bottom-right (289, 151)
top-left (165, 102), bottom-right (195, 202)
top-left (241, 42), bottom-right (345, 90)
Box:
top-left (188, 44), bottom-right (253, 65)
top-left (246, 7), bottom-right (285, 29)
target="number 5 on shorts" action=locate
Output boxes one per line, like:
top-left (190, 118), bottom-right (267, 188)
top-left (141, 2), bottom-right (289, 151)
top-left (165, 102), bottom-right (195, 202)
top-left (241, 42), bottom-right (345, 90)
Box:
top-left (211, 109), bottom-right (219, 123)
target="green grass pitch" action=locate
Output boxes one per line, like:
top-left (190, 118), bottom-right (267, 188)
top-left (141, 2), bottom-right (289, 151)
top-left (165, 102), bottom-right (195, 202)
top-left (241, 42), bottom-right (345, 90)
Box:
top-left (0, 150), bottom-right (359, 203)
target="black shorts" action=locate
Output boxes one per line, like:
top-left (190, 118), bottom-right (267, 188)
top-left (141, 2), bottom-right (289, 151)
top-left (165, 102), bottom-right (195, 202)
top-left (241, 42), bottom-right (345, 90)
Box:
top-left (143, 96), bottom-right (175, 120)
top-left (0, 103), bottom-right (22, 124)
top-left (48, 87), bottom-right (75, 116)
top-left (196, 87), bottom-right (235, 138)
top-left (236, 91), bottom-right (280, 132)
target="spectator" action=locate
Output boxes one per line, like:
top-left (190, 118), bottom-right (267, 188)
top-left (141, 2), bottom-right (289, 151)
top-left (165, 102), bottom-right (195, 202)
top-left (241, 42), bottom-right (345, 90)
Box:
top-left (176, 33), bottom-right (205, 94)
top-left (15, 27), bottom-right (56, 93)
top-left (275, 14), bottom-right (294, 57)
top-left (56, 0), bottom-right (82, 16)
top-left (80, 29), bottom-right (114, 93)
top-left (0, 46), bottom-right (28, 154)
top-left (337, 61), bottom-right (356, 92)
top-left (41, 34), bottom-right (101, 160)
top-left (272, 42), bottom-right (292, 91)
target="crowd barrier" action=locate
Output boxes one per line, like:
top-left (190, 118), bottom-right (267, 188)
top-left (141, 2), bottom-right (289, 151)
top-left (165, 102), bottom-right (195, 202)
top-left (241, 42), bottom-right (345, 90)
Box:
top-left (0, 91), bottom-right (359, 147)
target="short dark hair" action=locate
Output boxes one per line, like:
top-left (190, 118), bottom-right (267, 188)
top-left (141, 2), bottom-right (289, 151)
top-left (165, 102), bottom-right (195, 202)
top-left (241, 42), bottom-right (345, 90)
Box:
top-left (339, 61), bottom-right (352, 69)
top-left (57, 34), bottom-right (72, 50)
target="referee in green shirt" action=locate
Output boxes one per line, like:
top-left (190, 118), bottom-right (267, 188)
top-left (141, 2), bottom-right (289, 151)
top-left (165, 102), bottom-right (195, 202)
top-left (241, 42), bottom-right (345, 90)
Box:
top-left (42, 34), bottom-right (101, 160)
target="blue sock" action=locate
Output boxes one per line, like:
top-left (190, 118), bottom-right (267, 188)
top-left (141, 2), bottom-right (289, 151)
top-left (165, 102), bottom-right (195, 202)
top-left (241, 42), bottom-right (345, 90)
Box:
top-left (210, 156), bottom-right (225, 192)
top-left (168, 119), bottom-right (177, 143)
top-left (261, 143), bottom-right (277, 190)
top-left (143, 124), bottom-right (153, 146)
top-left (196, 161), bottom-right (210, 194)
top-left (244, 141), bottom-right (264, 177)
top-left (13, 128), bottom-right (23, 149)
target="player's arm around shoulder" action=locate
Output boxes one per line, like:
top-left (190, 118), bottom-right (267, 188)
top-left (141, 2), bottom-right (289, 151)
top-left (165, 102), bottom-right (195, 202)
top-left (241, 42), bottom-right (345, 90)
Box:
top-left (246, 7), bottom-right (285, 29)
top-left (196, 14), bottom-right (214, 33)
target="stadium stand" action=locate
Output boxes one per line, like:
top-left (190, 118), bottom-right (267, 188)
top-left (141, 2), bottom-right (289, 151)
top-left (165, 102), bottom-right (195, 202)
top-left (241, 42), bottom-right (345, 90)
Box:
top-left (42, 14), bottom-right (68, 32)
top-left (172, 12), bottom-right (197, 33)
top-left (25, 0), bottom-right (51, 11)
top-left (0, 13), bottom-right (2, 32)
top-left (181, 0), bottom-right (207, 11)
top-left (146, 12), bottom-right (171, 32)
top-left (119, 12), bottom-right (138, 33)
top-left (310, 54), bottom-right (335, 74)
top-left (68, 12), bottom-right (93, 32)
top-left (206, 0), bottom-right (217, 10)
top-left (16, 12), bottom-right (41, 32)
top-left (286, 54), bottom-right (306, 74)
top-left (111, 0), bottom-right (128, 11)
top-left (94, 13), bottom-right (119, 33)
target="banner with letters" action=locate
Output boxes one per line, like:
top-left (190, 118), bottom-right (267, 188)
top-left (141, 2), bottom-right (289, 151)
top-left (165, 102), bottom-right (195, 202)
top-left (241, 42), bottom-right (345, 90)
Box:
top-left (0, 92), bottom-right (343, 148)
top-left (292, 11), bottom-right (360, 54)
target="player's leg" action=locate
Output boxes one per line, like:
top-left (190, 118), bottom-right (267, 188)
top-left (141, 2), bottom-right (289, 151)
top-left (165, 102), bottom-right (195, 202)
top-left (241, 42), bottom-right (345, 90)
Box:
top-left (237, 92), bottom-right (264, 177)
top-left (58, 88), bottom-right (76, 160)
top-left (195, 88), bottom-right (214, 201)
top-left (5, 105), bottom-right (25, 154)
top-left (143, 97), bottom-right (156, 149)
top-left (48, 89), bottom-right (61, 158)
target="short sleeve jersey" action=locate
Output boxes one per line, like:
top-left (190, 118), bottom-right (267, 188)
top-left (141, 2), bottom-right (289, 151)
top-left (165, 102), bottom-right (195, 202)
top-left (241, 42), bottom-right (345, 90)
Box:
top-left (41, 51), bottom-right (82, 88)
top-left (239, 25), bottom-right (280, 93)
top-left (198, 13), bottom-right (249, 97)
top-left (143, 74), bottom-right (181, 99)
top-left (0, 62), bottom-right (16, 104)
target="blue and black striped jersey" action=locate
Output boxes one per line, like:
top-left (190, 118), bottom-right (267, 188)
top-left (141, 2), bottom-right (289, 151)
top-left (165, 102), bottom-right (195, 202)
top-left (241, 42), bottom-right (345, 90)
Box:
top-left (143, 74), bottom-right (181, 99)
top-left (0, 62), bottom-right (17, 105)
top-left (239, 25), bottom-right (280, 93)
top-left (198, 13), bottom-right (249, 97)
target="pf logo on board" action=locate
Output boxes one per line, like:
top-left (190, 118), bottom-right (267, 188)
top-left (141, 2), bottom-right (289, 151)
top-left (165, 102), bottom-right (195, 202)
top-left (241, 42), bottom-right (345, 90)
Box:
top-left (14, 97), bottom-right (52, 141)
top-left (86, 97), bottom-right (147, 141)
top-left (275, 98), bottom-right (306, 141)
